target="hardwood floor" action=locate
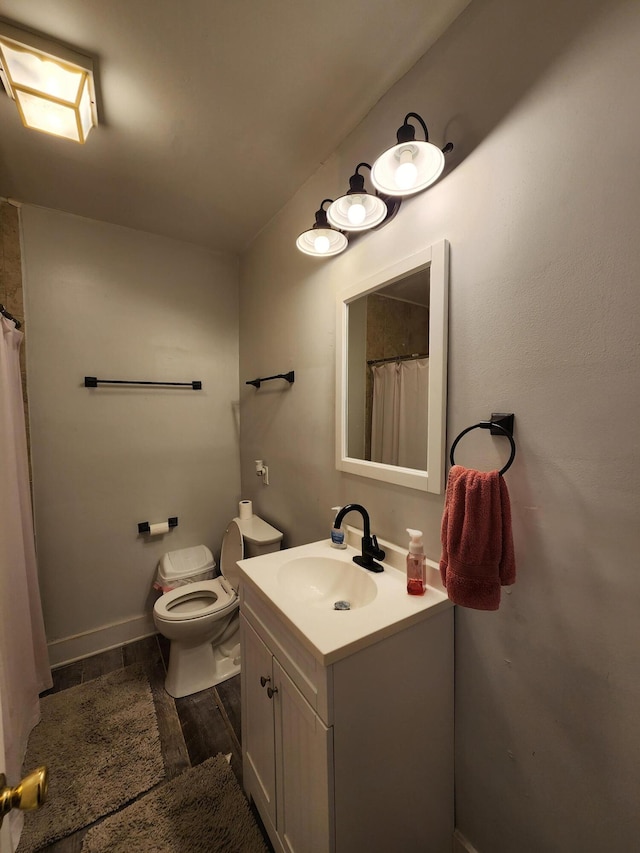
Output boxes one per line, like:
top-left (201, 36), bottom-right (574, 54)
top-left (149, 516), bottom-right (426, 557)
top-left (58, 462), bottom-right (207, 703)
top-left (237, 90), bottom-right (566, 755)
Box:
top-left (37, 634), bottom-right (271, 852)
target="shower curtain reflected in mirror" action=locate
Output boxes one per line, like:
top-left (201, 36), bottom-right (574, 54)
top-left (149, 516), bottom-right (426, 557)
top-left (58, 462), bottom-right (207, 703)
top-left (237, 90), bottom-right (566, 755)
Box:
top-left (370, 357), bottom-right (429, 470)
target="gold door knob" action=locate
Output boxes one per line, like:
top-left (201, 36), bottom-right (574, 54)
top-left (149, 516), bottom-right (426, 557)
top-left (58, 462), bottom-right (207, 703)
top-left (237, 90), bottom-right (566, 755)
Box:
top-left (0, 766), bottom-right (48, 827)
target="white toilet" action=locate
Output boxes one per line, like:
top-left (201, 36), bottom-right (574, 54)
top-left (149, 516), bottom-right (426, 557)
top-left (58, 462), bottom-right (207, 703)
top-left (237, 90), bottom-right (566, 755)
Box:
top-left (153, 514), bottom-right (283, 698)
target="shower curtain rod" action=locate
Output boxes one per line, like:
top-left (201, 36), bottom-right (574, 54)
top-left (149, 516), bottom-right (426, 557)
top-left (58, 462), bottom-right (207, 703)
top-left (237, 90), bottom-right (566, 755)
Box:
top-left (367, 352), bottom-right (428, 366)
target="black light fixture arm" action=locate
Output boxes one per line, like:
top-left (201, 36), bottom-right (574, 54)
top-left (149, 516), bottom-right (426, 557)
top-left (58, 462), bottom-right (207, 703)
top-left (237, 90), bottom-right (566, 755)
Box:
top-left (399, 112), bottom-right (430, 143)
top-left (347, 163), bottom-right (372, 194)
top-left (397, 112), bottom-right (454, 155)
top-left (313, 199), bottom-right (334, 228)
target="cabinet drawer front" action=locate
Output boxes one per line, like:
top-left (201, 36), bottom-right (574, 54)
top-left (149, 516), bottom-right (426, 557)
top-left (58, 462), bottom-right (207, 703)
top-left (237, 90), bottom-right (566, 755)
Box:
top-left (242, 584), bottom-right (333, 725)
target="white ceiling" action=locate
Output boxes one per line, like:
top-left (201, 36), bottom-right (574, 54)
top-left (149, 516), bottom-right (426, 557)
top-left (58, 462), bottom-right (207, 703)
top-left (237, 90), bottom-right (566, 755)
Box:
top-left (0, 1), bottom-right (470, 253)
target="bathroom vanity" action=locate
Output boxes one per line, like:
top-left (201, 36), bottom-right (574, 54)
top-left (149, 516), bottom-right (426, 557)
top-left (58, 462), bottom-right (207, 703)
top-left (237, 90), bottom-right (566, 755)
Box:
top-left (238, 533), bottom-right (454, 853)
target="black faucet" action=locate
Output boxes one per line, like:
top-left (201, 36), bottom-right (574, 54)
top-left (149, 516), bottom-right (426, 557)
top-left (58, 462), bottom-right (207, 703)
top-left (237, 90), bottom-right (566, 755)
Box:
top-left (333, 504), bottom-right (386, 573)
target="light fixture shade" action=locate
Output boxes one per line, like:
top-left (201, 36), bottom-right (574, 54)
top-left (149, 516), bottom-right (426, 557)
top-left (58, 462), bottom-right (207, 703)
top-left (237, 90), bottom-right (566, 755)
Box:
top-left (0, 23), bottom-right (97, 143)
top-left (371, 140), bottom-right (445, 197)
top-left (327, 163), bottom-right (390, 232)
top-left (296, 226), bottom-right (348, 257)
top-left (296, 200), bottom-right (348, 257)
top-left (371, 112), bottom-right (451, 198)
top-left (327, 191), bottom-right (387, 232)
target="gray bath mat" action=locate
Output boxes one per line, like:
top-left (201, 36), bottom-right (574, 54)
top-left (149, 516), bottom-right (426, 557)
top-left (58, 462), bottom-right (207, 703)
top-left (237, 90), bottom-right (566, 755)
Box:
top-left (81, 754), bottom-right (269, 853)
top-left (17, 664), bottom-right (165, 852)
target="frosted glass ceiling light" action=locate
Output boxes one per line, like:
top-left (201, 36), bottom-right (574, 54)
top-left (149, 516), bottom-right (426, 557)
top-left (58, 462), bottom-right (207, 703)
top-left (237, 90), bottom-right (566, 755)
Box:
top-left (0, 22), bottom-right (97, 143)
top-left (296, 200), bottom-right (348, 257)
top-left (327, 163), bottom-right (390, 232)
top-left (371, 112), bottom-right (453, 197)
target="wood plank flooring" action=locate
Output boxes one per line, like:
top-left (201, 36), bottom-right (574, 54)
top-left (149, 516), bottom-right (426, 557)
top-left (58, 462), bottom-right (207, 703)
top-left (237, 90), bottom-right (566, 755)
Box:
top-left (36, 634), bottom-right (271, 852)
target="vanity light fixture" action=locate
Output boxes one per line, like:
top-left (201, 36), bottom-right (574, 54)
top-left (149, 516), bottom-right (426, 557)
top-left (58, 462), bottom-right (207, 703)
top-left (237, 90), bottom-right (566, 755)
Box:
top-left (371, 112), bottom-right (453, 197)
top-left (0, 21), bottom-right (97, 143)
top-left (296, 111), bottom-right (453, 257)
top-left (327, 163), bottom-right (393, 232)
top-left (296, 199), bottom-right (348, 257)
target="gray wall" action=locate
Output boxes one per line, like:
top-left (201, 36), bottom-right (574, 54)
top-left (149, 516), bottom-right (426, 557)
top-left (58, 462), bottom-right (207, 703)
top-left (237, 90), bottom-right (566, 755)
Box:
top-left (22, 206), bottom-right (241, 664)
top-left (239, 0), bottom-right (640, 850)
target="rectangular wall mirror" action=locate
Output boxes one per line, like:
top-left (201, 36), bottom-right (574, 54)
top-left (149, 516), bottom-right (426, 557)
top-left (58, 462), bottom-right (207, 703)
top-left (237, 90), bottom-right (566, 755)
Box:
top-left (335, 239), bottom-right (449, 493)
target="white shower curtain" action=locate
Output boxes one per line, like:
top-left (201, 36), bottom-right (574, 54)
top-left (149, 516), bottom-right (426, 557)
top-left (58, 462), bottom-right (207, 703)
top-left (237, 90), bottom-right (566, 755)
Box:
top-left (0, 315), bottom-right (51, 849)
top-left (371, 357), bottom-right (429, 470)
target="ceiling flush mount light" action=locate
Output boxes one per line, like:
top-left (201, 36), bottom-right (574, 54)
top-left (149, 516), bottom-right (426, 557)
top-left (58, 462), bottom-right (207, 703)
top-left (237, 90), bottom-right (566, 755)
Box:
top-left (0, 21), bottom-right (97, 143)
top-left (371, 112), bottom-right (453, 197)
top-left (327, 163), bottom-right (392, 232)
top-left (296, 199), bottom-right (348, 257)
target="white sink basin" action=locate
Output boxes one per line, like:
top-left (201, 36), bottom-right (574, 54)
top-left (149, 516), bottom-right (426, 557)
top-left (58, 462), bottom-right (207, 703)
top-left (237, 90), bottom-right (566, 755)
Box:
top-left (238, 533), bottom-right (451, 665)
top-left (278, 556), bottom-right (378, 609)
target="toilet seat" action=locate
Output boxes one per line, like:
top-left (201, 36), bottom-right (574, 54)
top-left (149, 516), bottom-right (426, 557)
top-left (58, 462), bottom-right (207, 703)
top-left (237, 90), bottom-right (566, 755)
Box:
top-left (154, 578), bottom-right (237, 622)
top-left (219, 518), bottom-right (243, 590)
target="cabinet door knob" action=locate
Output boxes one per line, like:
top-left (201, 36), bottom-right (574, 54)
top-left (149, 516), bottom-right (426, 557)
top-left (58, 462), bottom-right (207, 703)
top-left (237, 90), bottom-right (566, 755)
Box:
top-left (260, 676), bottom-right (270, 687)
top-left (267, 686), bottom-right (278, 699)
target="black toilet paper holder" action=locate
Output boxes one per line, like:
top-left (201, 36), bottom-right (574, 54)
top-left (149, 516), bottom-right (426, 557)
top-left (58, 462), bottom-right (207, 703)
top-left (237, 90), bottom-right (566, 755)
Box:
top-left (138, 517), bottom-right (179, 534)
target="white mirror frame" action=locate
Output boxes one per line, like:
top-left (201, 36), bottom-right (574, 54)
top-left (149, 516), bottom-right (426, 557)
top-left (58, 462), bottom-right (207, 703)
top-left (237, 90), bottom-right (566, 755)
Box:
top-left (335, 239), bottom-right (449, 494)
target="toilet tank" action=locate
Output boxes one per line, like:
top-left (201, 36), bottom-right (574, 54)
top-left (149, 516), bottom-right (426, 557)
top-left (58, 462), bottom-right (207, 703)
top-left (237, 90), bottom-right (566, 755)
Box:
top-left (244, 538), bottom-right (280, 558)
top-left (236, 515), bottom-right (283, 558)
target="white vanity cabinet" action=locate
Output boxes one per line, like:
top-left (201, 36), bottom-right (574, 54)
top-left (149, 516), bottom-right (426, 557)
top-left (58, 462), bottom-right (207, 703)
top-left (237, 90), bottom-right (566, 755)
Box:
top-left (240, 582), bottom-right (454, 853)
top-left (241, 615), bottom-right (334, 852)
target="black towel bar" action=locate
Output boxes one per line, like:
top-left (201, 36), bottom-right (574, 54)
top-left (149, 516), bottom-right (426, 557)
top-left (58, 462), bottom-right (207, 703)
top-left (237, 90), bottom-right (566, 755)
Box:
top-left (449, 413), bottom-right (516, 475)
top-left (246, 371), bottom-right (295, 389)
top-left (85, 377), bottom-right (202, 389)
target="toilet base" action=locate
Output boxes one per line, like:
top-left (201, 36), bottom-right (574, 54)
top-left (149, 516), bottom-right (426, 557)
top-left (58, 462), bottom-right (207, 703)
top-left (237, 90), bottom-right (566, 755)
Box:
top-left (164, 637), bottom-right (241, 698)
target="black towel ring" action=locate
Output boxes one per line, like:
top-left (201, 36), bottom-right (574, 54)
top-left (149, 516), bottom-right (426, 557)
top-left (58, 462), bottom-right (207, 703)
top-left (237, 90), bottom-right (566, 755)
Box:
top-left (449, 420), bottom-right (516, 476)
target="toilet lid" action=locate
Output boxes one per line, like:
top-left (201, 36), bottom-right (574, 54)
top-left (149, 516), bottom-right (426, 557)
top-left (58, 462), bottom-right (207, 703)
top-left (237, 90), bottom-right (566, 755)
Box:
top-left (220, 519), bottom-right (243, 590)
top-left (154, 579), bottom-right (237, 621)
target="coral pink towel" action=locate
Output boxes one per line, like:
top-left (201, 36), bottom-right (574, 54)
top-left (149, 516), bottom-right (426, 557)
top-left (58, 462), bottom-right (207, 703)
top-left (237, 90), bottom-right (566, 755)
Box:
top-left (440, 465), bottom-right (516, 610)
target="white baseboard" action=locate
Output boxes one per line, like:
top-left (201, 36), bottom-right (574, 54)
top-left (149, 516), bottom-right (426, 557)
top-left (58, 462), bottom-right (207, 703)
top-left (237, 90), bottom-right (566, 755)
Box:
top-left (47, 614), bottom-right (157, 668)
top-left (453, 829), bottom-right (481, 853)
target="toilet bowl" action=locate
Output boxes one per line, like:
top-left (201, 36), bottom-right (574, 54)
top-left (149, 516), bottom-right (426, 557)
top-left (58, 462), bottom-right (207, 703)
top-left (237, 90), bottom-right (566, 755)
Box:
top-left (153, 515), bottom-right (283, 698)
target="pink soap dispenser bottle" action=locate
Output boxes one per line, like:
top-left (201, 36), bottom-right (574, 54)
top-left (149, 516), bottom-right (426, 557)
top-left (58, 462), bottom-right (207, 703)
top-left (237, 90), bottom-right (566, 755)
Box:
top-left (406, 528), bottom-right (426, 596)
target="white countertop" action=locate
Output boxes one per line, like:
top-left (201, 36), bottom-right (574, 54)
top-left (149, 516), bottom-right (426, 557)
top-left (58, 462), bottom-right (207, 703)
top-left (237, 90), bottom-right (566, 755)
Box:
top-left (238, 530), bottom-right (452, 666)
